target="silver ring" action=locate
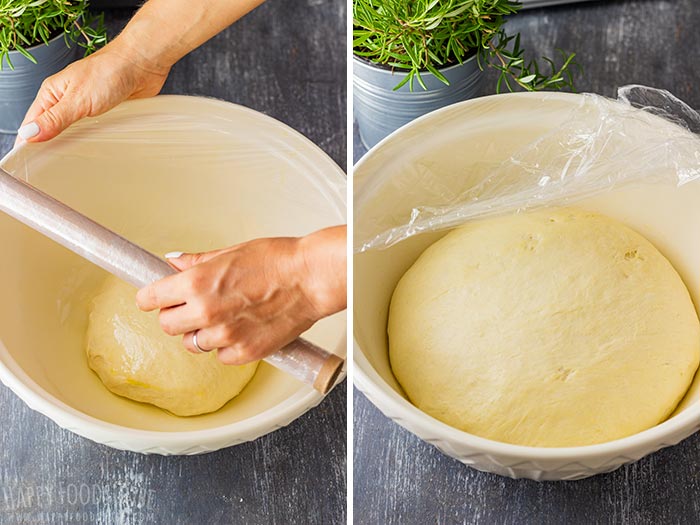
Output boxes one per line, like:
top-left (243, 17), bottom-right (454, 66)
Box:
top-left (192, 330), bottom-right (206, 353)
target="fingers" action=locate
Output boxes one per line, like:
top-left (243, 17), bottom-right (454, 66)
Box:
top-left (21, 80), bottom-right (59, 124)
top-left (157, 304), bottom-right (204, 336)
top-left (183, 330), bottom-right (208, 354)
top-left (27, 97), bottom-right (85, 142)
top-left (15, 85), bottom-right (59, 146)
top-left (165, 250), bottom-right (229, 271)
top-left (182, 331), bottom-right (211, 355)
top-left (136, 274), bottom-right (187, 312)
top-left (214, 312), bottom-right (317, 365)
top-left (216, 346), bottom-right (251, 366)
top-left (182, 326), bottom-right (261, 366)
top-left (182, 325), bottom-right (233, 354)
top-left (217, 337), bottom-right (275, 366)
top-left (17, 97), bottom-right (84, 143)
top-left (18, 74), bottom-right (87, 143)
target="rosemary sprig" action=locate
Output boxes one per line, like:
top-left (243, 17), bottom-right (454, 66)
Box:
top-left (353, 0), bottom-right (579, 92)
top-left (0, 0), bottom-right (107, 70)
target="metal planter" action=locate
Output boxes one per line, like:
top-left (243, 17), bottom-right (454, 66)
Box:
top-left (353, 55), bottom-right (483, 149)
top-left (0, 34), bottom-right (80, 134)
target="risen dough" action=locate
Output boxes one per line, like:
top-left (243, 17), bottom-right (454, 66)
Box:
top-left (388, 208), bottom-right (700, 447)
top-left (87, 276), bottom-right (258, 416)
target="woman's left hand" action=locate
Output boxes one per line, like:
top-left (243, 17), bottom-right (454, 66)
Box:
top-left (135, 226), bottom-right (346, 365)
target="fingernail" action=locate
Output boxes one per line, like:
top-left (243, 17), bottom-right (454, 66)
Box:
top-left (164, 251), bottom-right (184, 259)
top-left (17, 122), bottom-right (40, 140)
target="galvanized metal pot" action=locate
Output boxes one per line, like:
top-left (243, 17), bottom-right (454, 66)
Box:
top-left (0, 34), bottom-right (80, 134)
top-left (353, 55), bottom-right (483, 149)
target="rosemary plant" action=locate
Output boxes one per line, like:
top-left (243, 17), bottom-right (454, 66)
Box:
top-left (0, 0), bottom-right (107, 70)
top-left (353, 0), bottom-right (579, 92)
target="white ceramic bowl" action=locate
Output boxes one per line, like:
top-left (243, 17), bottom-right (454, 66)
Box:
top-left (354, 92), bottom-right (700, 480)
top-left (0, 96), bottom-right (346, 455)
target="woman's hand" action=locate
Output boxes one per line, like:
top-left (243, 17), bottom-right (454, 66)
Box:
top-left (17, 42), bottom-right (169, 143)
top-left (17, 0), bottom-right (267, 143)
top-left (135, 226), bottom-right (347, 365)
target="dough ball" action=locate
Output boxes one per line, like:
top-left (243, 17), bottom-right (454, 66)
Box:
top-left (388, 208), bottom-right (700, 447)
top-left (86, 276), bottom-right (258, 416)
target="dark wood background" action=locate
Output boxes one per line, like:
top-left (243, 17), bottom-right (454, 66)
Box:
top-left (0, 1), bottom-right (347, 524)
top-left (353, 1), bottom-right (700, 523)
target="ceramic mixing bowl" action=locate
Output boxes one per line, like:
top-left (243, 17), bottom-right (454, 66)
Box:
top-left (0, 96), bottom-right (346, 454)
top-left (354, 92), bottom-right (700, 480)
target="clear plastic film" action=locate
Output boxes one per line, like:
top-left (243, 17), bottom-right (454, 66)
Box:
top-left (356, 85), bottom-right (700, 252)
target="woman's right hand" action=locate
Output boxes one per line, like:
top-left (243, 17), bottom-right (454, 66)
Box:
top-left (17, 41), bottom-right (170, 143)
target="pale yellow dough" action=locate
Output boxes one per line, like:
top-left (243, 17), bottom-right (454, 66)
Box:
top-left (388, 208), bottom-right (700, 447)
top-left (87, 276), bottom-right (258, 417)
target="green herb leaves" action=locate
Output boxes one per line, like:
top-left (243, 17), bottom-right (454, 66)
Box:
top-left (0, 0), bottom-right (107, 70)
top-left (490, 32), bottom-right (578, 92)
top-left (353, 0), bottom-right (579, 92)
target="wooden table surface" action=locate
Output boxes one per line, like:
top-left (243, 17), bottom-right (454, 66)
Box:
top-left (0, 1), bottom-right (347, 524)
top-left (353, 1), bottom-right (700, 523)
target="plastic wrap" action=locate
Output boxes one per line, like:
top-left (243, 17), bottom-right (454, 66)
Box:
top-left (357, 85), bottom-right (700, 252)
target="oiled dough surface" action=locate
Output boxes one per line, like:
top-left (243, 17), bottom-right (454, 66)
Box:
top-left (388, 209), bottom-right (700, 447)
top-left (87, 276), bottom-right (258, 417)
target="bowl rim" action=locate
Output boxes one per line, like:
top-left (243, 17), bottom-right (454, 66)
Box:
top-left (353, 90), bottom-right (700, 460)
top-left (0, 94), bottom-right (347, 446)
